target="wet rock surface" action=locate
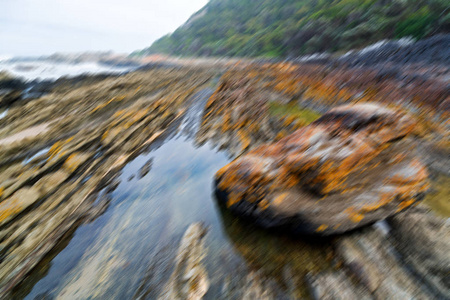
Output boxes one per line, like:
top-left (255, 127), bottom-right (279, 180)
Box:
top-left (388, 205), bottom-right (450, 298)
top-left (158, 223), bottom-right (209, 300)
top-left (197, 57), bottom-right (447, 298)
top-left (0, 71), bottom-right (26, 108)
top-left (335, 225), bottom-right (434, 299)
top-left (0, 55), bottom-right (448, 299)
top-left (307, 270), bottom-right (373, 300)
top-left (215, 104), bottom-right (429, 234)
top-left (0, 67), bottom-right (216, 298)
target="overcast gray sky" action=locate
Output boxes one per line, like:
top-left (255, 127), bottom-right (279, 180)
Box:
top-left (0, 0), bottom-right (208, 56)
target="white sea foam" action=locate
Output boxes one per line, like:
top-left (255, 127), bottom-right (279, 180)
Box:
top-left (0, 60), bottom-right (132, 81)
top-left (341, 37), bottom-right (416, 58)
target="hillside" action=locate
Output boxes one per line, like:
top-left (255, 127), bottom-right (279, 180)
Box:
top-left (135, 0), bottom-right (449, 58)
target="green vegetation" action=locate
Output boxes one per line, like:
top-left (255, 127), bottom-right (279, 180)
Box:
top-left (134, 0), bottom-right (449, 58)
top-left (268, 102), bottom-right (321, 125)
top-left (424, 175), bottom-right (450, 217)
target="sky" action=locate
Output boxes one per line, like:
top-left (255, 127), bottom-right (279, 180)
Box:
top-left (0, 0), bottom-right (208, 57)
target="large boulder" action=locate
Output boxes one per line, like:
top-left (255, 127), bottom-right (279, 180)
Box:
top-left (215, 103), bottom-right (429, 235)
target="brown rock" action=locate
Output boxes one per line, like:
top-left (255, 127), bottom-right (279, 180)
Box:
top-left (159, 223), bottom-right (209, 300)
top-left (63, 152), bottom-right (92, 172)
top-left (35, 170), bottom-right (70, 195)
top-left (0, 187), bottom-right (40, 225)
top-left (215, 104), bottom-right (429, 234)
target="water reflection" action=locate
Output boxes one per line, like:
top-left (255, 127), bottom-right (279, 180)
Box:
top-left (18, 89), bottom-right (331, 299)
top-left (213, 203), bottom-right (333, 298)
top-left (0, 109), bottom-right (8, 119)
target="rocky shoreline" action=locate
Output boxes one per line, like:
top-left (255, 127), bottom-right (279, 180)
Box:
top-left (0, 40), bottom-right (448, 299)
top-left (0, 67), bottom-right (217, 298)
top-left (195, 52), bottom-right (449, 298)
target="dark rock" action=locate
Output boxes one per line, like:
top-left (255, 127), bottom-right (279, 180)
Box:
top-left (0, 72), bottom-right (25, 108)
top-left (338, 34), bottom-right (450, 67)
top-left (138, 158), bottom-right (153, 179)
top-left (0, 72), bottom-right (25, 90)
top-left (0, 90), bottom-right (22, 108)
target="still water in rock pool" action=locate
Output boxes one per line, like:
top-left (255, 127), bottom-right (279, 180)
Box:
top-left (17, 90), bottom-right (331, 299)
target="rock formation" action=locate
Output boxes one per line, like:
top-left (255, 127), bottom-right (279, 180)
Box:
top-left (158, 223), bottom-right (209, 300)
top-left (0, 68), bottom-right (215, 298)
top-left (215, 103), bottom-right (429, 234)
top-left (388, 205), bottom-right (450, 297)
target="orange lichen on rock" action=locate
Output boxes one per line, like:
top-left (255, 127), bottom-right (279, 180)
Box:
top-left (63, 152), bottom-right (91, 173)
top-left (202, 61), bottom-right (449, 155)
top-left (0, 187), bottom-right (40, 225)
top-left (316, 224), bottom-right (328, 232)
top-left (47, 136), bottom-right (74, 160)
top-left (91, 95), bottom-right (127, 113)
top-left (215, 104), bottom-right (429, 235)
